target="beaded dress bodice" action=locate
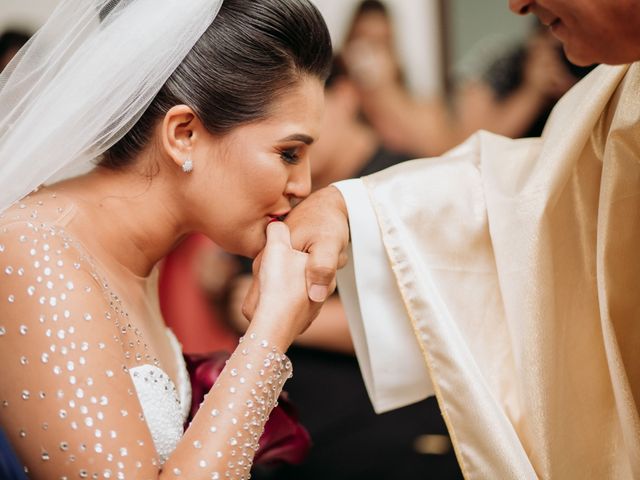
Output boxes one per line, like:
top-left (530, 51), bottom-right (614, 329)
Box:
top-left (0, 190), bottom-right (292, 480)
top-left (130, 329), bottom-right (191, 461)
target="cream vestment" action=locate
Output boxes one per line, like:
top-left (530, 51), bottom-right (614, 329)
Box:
top-left (336, 63), bottom-right (640, 479)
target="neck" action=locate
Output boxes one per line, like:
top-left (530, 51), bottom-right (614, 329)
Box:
top-left (56, 165), bottom-right (188, 280)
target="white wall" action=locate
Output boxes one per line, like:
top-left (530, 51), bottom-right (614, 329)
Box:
top-left (448, 0), bottom-right (532, 80)
top-left (312, 0), bottom-right (444, 97)
top-left (0, 0), bottom-right (444, 98)
top-left (0, 0), bottom-right (58, 32)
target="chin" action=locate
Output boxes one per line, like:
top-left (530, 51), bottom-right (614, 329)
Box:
top-left (562, 42), bottom-right (605, 66)
top-left (214, 223), bottom-right (267, 259)
top-left (221, 242), bottom-right (257, 259)
top-left (567, 53), bottom-right (599, 66)
top-left (234, 233), bottom-right (267, 259)
top-left (243, 245), bottom-right (262, 260)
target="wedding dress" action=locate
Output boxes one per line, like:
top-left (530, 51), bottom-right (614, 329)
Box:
top-left (0, 190), bottom-right (291, 479)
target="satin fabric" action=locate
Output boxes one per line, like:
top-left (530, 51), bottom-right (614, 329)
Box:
top-left (344, 63), bottom-right (640, 478)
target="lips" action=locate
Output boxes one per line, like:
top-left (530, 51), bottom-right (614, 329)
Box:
top-left (268, 211), bottom-right (290, 222)
top-left (532, 5), bottom-right (560, 28)
top-left (539, 15), bottom-right (553, 25)
top-left (549, 18), bottom-right (562, 30)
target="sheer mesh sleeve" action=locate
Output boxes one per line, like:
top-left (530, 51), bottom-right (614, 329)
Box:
top-left (164, 334), bottom-right (291, 479)
top-left (0, 218), bottom-right (291, 480)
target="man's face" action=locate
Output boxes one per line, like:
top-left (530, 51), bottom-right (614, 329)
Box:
top-left (509, 0), bottom-right (640, 65)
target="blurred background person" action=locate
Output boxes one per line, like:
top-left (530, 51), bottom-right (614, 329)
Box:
top-left (0, 29), bottom-right (30, 72)
top-left (455, 22), bottom-right (595, 140)
top-left (342, 0), bottom-right (406, 92)
top-left (345, 20), bottom-right (595, 157)
top-left (311, 57), bottom-right (411, 191)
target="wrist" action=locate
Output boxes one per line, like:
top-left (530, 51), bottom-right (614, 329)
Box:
top-left (245, 311), bottom-right (295, 353)
top-left (325, 185), bottom-right (350, 243)
top-left (326, 185), bottom-right (348, 221)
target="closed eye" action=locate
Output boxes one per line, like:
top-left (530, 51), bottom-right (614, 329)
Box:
top-left (279, 148), bottom-right (301, 165)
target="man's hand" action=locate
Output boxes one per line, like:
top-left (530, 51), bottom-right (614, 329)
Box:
top-left (287, 186), bottom-right (350, 303)
top-left (243, 186), bottom-right (350, 322)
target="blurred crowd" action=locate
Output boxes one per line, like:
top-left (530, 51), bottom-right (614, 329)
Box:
top-left (0, 2), bottom-right (595, 479)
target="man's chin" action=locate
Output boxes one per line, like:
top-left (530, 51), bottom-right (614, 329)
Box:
top-left (560, 43), bottom-right (594, 67)
top-left (565, 54), bottom-right (597, 67)
top-left (563, 43), bottom-right (624, 67)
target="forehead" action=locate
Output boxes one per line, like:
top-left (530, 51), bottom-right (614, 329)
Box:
top-left (265, 77), bottom-right (325, 128)
top-left (272, 76), bottom-right (323, 109)
top-left (223, 77), bottom-right (325, 143)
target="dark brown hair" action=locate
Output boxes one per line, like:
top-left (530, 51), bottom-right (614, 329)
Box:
top-left (101, 0), bottom-right (332, 168)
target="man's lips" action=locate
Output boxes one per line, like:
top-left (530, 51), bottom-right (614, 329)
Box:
top-left (535, 11), bottom-right (563, 36)
top-left (549, 18), bottom-right (562, 32)
top-left (532, 6), bottom-right (560, 28)
top-left (541, 16), bottom-right (559, 26)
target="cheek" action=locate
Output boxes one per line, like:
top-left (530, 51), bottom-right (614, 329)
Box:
top-left (570, 24), bottom-right (617, 65)
top-left (553, 15), bottom-right (602, 65)
top-left (563, 4), bottom-right (630, 63)
top-left (241, 160), bottom-right (288, 205)
top-left (212, 160), bottom-right (286, 237)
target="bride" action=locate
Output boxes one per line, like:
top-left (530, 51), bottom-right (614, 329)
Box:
top-left (0, 0), bottom-right (332, 478)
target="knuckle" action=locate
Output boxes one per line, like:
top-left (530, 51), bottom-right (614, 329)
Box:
top-left (338, 252), bottom-right (349, 268)
top-left (309, 264), bottom-right (336, 282)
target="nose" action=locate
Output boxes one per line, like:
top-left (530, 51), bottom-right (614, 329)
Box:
top-left (509, 0), bottom-right (533, 15)
top-left (286, 160), bottom-right (312, 202)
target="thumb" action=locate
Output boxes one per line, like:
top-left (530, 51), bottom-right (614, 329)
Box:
top-left (306, 244), bottom-right (339, 303)
top-left (265, 221), bottom-right (292, 250)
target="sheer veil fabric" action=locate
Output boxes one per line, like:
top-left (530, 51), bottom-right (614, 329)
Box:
top-left (0, 0), bottom-right (223, 212)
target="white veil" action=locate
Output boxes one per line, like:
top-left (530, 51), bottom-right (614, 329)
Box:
top-left (0, 0), bottom-right (224, 212)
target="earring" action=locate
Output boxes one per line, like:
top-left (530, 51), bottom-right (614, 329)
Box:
top-left (182, 157), bottom-right (193, 173)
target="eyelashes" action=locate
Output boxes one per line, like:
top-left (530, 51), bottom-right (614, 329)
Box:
top-left (279, 148), bottom-right (300, 165)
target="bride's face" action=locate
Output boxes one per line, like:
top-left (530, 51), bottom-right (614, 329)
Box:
top-left (191, 77), bottom-right (324, 257)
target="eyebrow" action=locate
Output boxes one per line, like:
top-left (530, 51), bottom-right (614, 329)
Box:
top-left (278, 133), bottom-right (315, 145)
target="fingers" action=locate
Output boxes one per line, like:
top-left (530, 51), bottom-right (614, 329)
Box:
top-left (338, 251), bottom-right (349, 269)
top-left (241, 278), bottom-right (259, 321)
top-left (251, 250), bottom-right (263, 277)
top-left (264, 221), bottom-right (292, 250)
top-left (306, 244), bottom-right (341, 302)
top-left (242, 251), bottom-right (264, 322)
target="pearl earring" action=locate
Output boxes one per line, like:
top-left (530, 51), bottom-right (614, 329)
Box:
top-left (182, 157), bottom-right (193, 173)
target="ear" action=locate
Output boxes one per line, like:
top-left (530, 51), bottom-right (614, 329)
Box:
top-left (160, 105), bottom-right (205, 172)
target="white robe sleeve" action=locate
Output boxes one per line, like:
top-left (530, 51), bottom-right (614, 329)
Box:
top-left (333, 179), bottom-right (433, 414)
top-left (330, 64), bottom-right (640, 479)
